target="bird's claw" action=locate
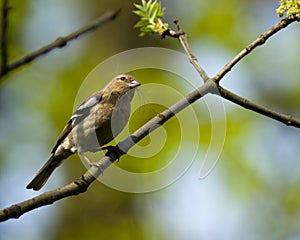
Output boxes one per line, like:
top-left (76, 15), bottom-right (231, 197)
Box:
top-left (101, 145), bottom-right (124, 162)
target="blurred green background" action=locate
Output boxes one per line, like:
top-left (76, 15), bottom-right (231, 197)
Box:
top-left (1, 0), bottom-right (300, 239)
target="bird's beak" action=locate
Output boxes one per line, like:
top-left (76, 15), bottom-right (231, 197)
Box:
top-left (129, 79), bottom-right (141, 89)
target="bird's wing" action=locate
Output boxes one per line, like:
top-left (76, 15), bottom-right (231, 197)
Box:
top-left (51, 91), bottom-right (103, 153)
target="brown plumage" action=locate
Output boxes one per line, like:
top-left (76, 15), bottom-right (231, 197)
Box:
top-left (26, 74), bottom-right (140, 190)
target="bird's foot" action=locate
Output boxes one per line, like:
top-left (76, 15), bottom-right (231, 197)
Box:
top-left (101, 145), bottom-right (124, 162)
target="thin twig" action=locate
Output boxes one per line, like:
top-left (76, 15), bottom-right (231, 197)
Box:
top-left (1, 0), bottom-right (9, 75)
top-left (0, 9), bottom-right (121, 79)
top-left (178, 34), bottom-right (211, 82)
top-left (174, 20), bottom-right (210, 82)
top-left (214, 17), bottom-right (297, 83)
top-left (161, 20), bottom-right (210, 82)
top-left (218, 86), bottom-right (300, 128)
top-left (0, 80), bottom-right (216, 221)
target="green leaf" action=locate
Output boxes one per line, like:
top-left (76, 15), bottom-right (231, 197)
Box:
top-left (132, 10), bottom-right (144, 17)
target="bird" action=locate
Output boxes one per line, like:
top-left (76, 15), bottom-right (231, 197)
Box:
top-left (26, 74), bottom-right (140, 190)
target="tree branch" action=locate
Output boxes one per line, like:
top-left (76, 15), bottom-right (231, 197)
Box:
top-left (0, 151), bottom-right (115, 222)
top-left (214, 16), bottom-right (297, 83)
top-left (171, 19), bottom-right (300, 129)
top-left (0, 80), bottom-right (216, 221)
top-left (0, 0), bottom-right (9, 75)
top-left (218, 86), bottom-right (300, 128)
top-left (0, 9), bottom-right (121, 80)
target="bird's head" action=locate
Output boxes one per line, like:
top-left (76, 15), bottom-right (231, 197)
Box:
top-left (103, 74), bottom-right (140, 101)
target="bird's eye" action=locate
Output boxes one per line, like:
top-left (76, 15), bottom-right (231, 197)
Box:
top-left (120, 76), bottom-right (126, 81)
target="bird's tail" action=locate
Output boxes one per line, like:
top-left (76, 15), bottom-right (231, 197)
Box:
top-left (26, 154), bottom-right (64, 191)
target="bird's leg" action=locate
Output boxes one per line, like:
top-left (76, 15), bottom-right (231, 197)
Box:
top-left (89, 147), bottom-right (102, 153)
top-left (79, 152), bottom-right (104, 170)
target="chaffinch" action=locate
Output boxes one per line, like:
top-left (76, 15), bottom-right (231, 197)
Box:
top-left (26, 74), bottom-right (140, 190)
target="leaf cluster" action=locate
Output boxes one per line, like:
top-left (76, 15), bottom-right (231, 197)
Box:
top-left (133, 0), bottom-right (169, 36)
top-left (277, 0), bottom-right (300, 20)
